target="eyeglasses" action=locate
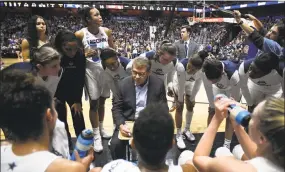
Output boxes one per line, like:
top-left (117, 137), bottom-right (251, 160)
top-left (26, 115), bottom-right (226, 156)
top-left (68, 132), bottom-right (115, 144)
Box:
top-left (132, 70), bottom-right (147, 78)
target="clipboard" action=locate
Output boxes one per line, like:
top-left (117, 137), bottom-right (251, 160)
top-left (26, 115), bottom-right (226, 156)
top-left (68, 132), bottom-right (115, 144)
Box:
top-left (118, 121), bottom-right (134, 140)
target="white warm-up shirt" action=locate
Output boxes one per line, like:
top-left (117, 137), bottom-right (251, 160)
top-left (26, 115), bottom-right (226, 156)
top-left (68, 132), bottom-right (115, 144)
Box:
top-left (104, 57), bottom-right (130, 95)
top-left (172, 58), bottom-right (203, 101)
top-left (203, 60), bottom-right (240, 108)
top-left (239, 59), bottom-right (284, 106)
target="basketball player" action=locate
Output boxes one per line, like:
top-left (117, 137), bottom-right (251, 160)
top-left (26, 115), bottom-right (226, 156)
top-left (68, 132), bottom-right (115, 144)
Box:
top-left (203, 57), bottom-right (241, 149)
top-left (21, 15), bottom-right (50, 62)
top-left (54, 30), bottom-right (86, 151)
top-left (75, 7), bottom-right (114, 152)
top-left (169, 50), bottom-right (208, 149)
top-left (126, 40), bottom-right (185, 107)
top-left (239, 52), bottom-right (284, 111)
top-left (100, 47), bottom-right (130, 143)
top-left (4, 46), bottom-right (69, 159)
top-left (100, 47), bottom-right (130, 96)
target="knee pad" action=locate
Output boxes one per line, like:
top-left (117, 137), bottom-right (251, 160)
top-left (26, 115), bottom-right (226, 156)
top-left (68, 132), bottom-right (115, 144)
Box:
top-left (232, 144), bottom-right (244, 160)
top-left (90, 100), bottom-right (99, 111)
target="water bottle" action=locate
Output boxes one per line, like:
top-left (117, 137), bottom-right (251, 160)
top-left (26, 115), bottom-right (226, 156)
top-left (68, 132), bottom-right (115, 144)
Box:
top-left (70, 129), bottom-right (94, 161)
top-left (215, 94), bottom-right (251, 127)
top-left (88, 42), bottom-right (101, 62)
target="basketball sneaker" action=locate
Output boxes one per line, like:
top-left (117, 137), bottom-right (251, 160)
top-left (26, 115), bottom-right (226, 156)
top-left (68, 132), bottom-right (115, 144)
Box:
top-left (93, 134), bottom-right (103, 152)
top-left (176, 134), bottom-right (186, 149)
top-left (183, 130), bottom-right (195, 141)
top-left (100, 127), bottom-right (112, 139)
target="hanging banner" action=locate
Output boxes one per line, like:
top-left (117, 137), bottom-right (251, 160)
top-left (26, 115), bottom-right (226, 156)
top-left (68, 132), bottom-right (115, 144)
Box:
top-left (192, 17), bottom-right (254, 26)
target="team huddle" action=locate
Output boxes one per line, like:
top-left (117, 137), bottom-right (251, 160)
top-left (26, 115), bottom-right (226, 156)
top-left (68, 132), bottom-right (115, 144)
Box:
top-left (0, 6), bottom-right (285, 172)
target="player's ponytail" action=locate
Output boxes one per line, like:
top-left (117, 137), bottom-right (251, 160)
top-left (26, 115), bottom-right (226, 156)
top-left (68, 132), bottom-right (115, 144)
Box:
top-left (78, 7), bottom-right (93, 26)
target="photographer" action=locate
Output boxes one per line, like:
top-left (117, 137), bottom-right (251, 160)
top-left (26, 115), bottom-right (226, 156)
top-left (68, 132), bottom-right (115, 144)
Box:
top-left (233, 11), bottom-right (284, 59)
top-left (193, 96), bottom-right (284, 172)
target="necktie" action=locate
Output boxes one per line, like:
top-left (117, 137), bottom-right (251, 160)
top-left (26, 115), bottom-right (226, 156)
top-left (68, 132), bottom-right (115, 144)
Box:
top-left (185, 42), bottom-right (188, 57)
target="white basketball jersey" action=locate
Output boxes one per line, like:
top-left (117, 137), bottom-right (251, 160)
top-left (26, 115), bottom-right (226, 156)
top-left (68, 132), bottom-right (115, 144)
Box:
top-left (1, 145), bottom-right (59, 172)
top-left (81, 27), bottom-right (109, 62)
top-left (249, 70), bottom-right (282, 92)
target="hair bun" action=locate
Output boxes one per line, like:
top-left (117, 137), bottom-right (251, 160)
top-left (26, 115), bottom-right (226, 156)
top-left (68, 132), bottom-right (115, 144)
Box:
top-left (160, 40), bottom-right (171, 47)
top-left (198, 50), bottom-right (209, 60)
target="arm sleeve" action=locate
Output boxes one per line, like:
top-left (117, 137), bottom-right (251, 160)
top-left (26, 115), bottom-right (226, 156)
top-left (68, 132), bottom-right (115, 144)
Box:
top-left (238, 63), bottom-right (253, 106)
top-left (248, 30), bottom-right (264, 50)
top-left (258, 27), bottom-right (267, 37)
top-left (190, 76), bottom-right (203, 102)
top-left (112, 82), bottom-right (125, 128)
top-left (203, 74), bottom-right (214, 108)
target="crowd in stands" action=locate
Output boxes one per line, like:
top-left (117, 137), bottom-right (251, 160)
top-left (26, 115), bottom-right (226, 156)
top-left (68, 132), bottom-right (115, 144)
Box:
top-left (0, 5), bottom-right (284, 172)
top-left (0, 10), bottom-right (283, 62)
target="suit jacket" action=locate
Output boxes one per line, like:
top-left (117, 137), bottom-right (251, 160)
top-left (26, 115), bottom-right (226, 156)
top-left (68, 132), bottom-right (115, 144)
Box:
top-left (174, 39), bottom-right (200, 60)
top-left (112, 74), bottom-right (168, 128)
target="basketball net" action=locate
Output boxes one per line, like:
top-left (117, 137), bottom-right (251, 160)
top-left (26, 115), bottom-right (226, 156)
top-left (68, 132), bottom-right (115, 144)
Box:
top-left (187, 17), bottom-right (197, 25)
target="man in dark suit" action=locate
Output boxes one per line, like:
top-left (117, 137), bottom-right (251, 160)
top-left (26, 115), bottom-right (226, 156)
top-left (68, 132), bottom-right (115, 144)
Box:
top-left (171, 25), bottom-right (202, 112)
top-left (174, 25), bottom-right (201, 60)
top-left (110, 56), bottom-right (168, 160)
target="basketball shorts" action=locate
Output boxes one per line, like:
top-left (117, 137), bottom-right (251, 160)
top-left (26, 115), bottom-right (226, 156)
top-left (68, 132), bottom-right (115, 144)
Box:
top-left (85, 60), bottom-right (110, 100)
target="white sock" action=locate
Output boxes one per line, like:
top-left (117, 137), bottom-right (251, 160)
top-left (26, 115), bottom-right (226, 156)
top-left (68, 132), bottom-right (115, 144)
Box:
top-left (224, 139), bottom-right (231, 149)
top-left (99, 121), bottom-right (103, 129)
top-left (177, 128), bottom-right (182, 136)
top-left (93, 127), bottom-right (100, 135)
top-left (184, 111), bottom-right (193, 131)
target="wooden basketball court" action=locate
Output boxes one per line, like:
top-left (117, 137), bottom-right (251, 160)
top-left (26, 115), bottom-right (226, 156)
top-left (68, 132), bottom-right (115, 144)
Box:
top-left (0, 58), bottom-right (237, 139)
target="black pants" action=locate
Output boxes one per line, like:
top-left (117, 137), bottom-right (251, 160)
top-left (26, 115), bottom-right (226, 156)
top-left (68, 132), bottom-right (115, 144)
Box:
top-left (110, 129), bottom-right (128, 160)
top-left (55, 98), bottom-right (86, 149)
